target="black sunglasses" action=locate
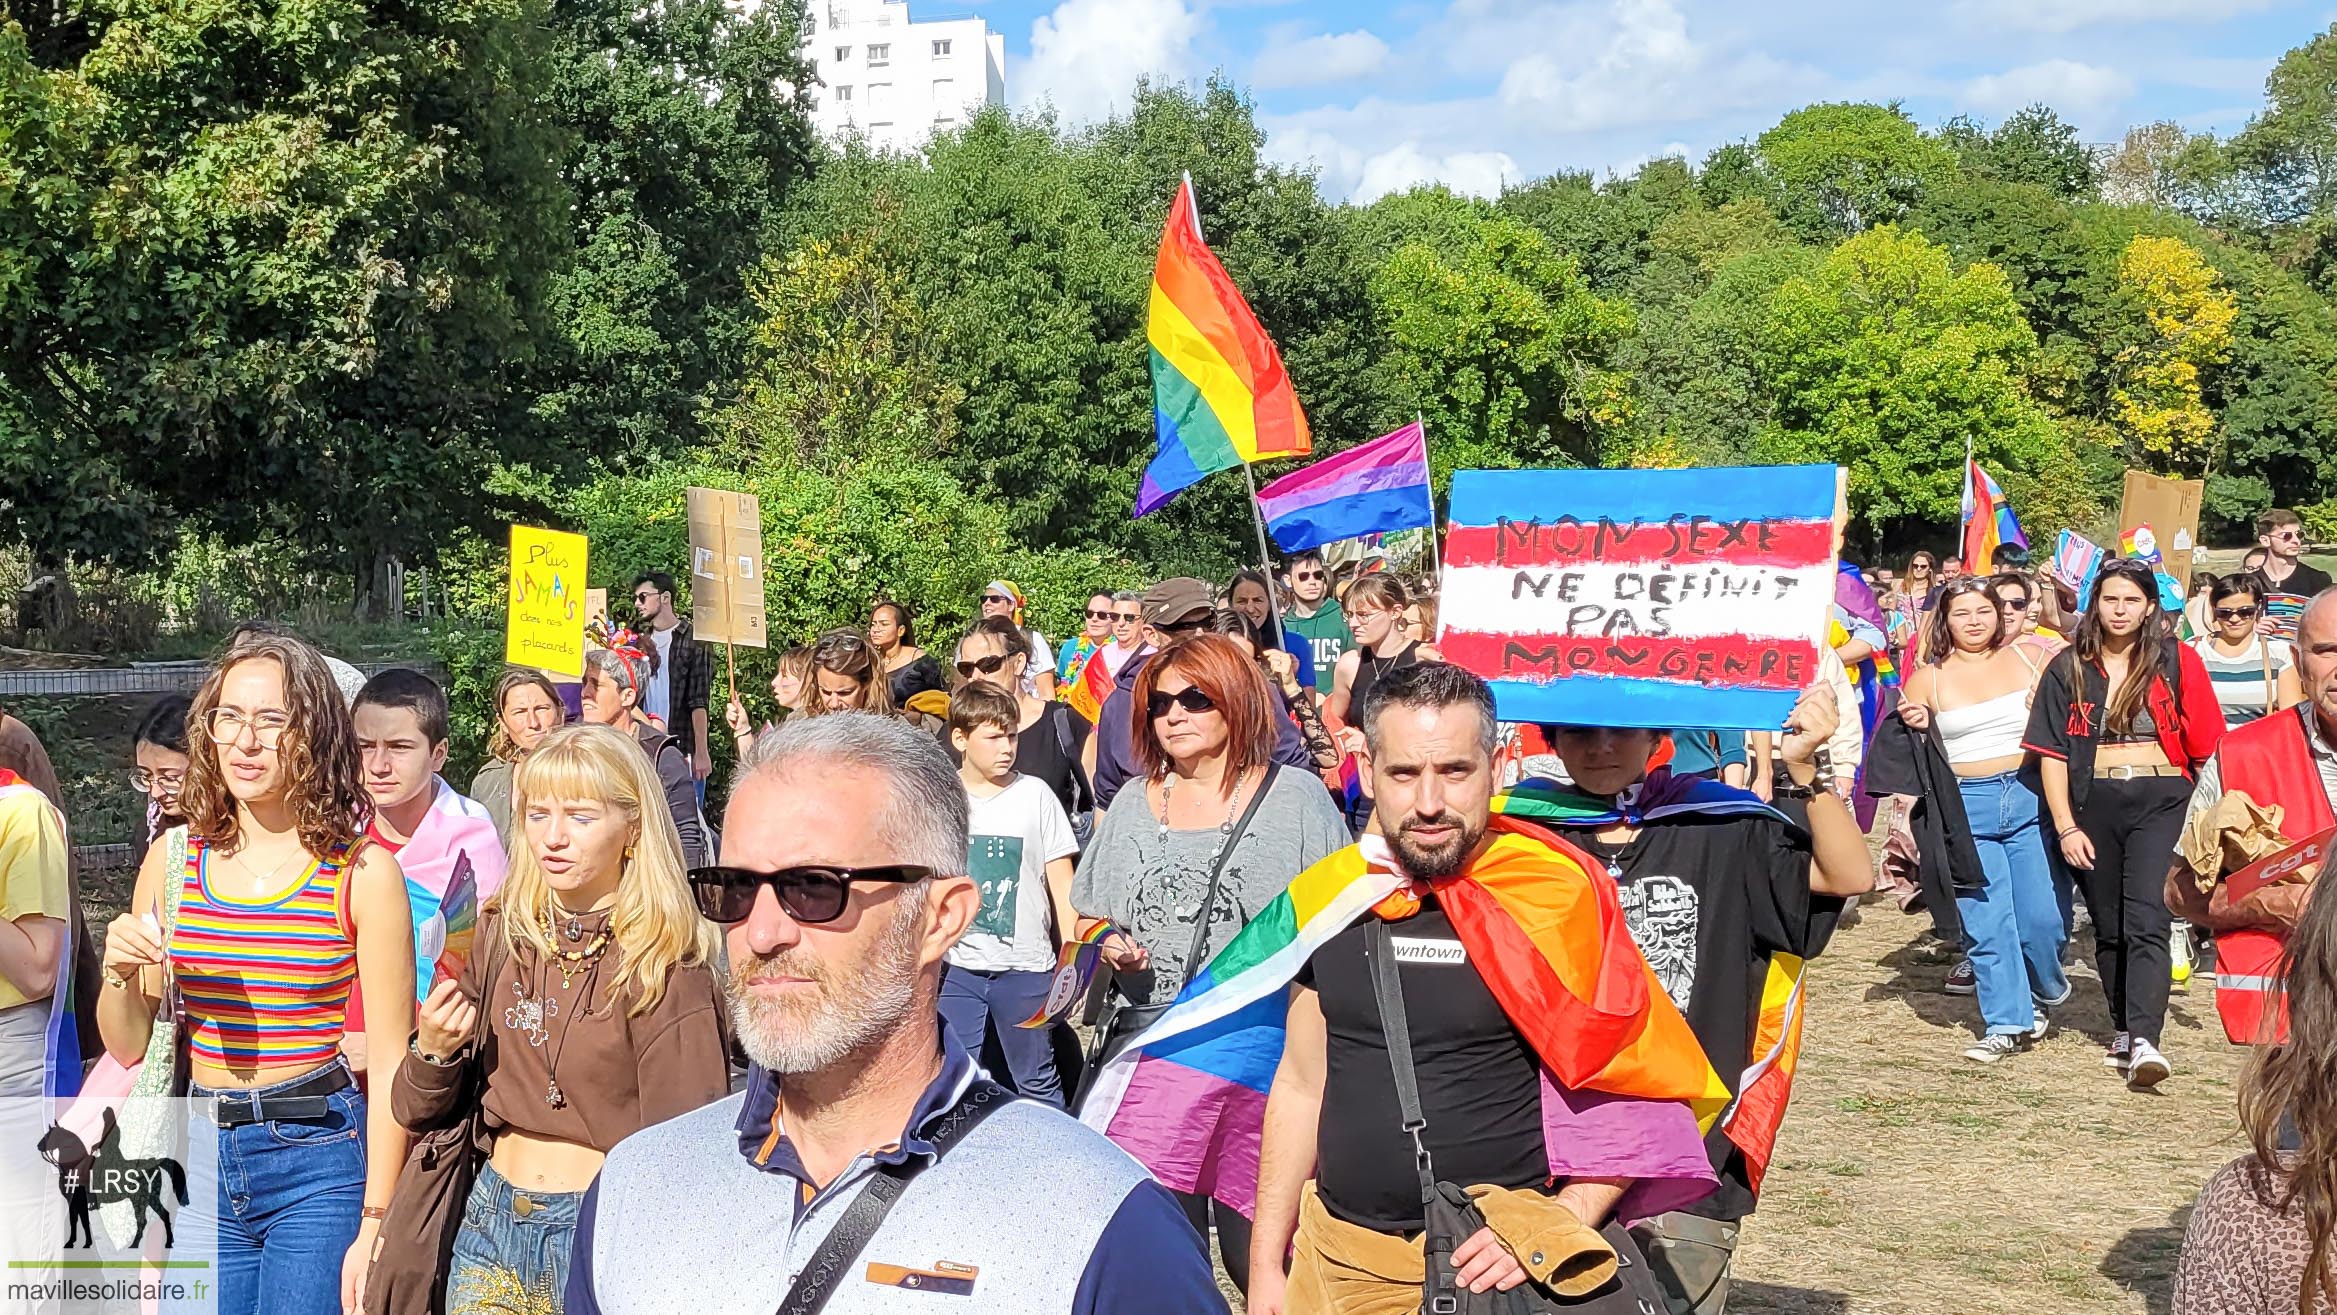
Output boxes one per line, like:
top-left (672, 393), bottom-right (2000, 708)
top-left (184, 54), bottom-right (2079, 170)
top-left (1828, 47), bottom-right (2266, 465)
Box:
top-left (1085, 609), bottom-right (1114, 621)
top-left (1156, 616), bottom-right (1210, 637)
top-left (686, 864), bottom-right (933, 924)
top-left (956, 653), bottom-right (1013, 678)
top-left (1147, 687), bottom-right (1217, 719)
top-left (2215, 606), bottom-right (2261, 621)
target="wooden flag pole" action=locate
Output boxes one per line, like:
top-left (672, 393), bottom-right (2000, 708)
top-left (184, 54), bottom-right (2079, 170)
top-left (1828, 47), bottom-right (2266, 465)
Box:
top-left (1241, 460), bottom-right (1292, 650)
top-left (725, 637), bottom-right (737, 708)
top-left (1417, 411), bottom-right (1443, 588)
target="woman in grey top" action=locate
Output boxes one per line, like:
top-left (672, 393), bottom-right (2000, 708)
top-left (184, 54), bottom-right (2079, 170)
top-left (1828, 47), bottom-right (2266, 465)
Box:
top-left (1071, 632), bottom-right (1346, 1296)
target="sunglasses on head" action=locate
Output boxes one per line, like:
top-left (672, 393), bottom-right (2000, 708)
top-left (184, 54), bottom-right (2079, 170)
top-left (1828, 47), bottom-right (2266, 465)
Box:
top-left (686, 864), bottom-right (933, 924)
top-left (2216, 605), bottom-right (2261, 621)
top-left (956, 652), bottom-right (1013, 677)
top-left (1147, 687), bottom-right (1217, 719)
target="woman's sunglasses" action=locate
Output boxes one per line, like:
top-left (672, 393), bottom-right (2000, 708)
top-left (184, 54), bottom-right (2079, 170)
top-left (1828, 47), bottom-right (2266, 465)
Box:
top-left (1147, 687), bottom-right (1217, 719)
top-left (1085, 609), bottom-right (1115, 621)
top-left (686, 864), bottom-right (932, 924)
top-left (956, 653), bottom-right (1013, 678)
top-left (2215, 606), bottom-right (2261, 622)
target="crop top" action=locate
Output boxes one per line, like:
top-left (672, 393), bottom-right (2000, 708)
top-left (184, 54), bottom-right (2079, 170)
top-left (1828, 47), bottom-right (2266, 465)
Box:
top-left (168, 832), bottom-right (359, 1068)
top-left (1934, 689), bottom-right (2030, 765)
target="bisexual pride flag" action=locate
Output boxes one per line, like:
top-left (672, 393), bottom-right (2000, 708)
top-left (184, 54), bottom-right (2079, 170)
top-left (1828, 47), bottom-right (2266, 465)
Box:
top-left (1438, 465), bottom-right (1838, 731)
top-left (1254, 422), bottom-right (1435, 553)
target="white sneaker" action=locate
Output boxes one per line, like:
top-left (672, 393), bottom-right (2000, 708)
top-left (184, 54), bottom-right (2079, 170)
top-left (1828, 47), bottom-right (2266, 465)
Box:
top-left (2127, 1039), bottom-right (2171, 1090)
top-left (2172, 922), bottom-right (2194, 987)
top-left (2103, 1032), bottom-right (2131, 1071)
top-left (1964, 1034), bottom-right (2029, 1064)
top-left (2029, 1013), bottom-right (2050, 1043)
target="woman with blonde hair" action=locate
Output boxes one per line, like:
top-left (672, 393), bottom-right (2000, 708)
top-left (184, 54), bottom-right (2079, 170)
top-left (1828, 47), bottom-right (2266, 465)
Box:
top-left (724, 645), bottom-right (815, 752)
top-left (471, 669), bottom-right (565, 841)
top-left (378, 722), bottom-right (728, 1315)
top-left (98, 629), bottom-right (416, 1315)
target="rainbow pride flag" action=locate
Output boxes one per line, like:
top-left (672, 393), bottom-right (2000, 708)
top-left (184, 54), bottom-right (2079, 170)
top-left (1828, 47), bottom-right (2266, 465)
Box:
top-left (1133, 176), bottom-right (1311, 517)
top-left (1727, 954), bottom-right (1810, 1195)
top-left (1081, 817), bottom-right (1726, 1220)
top-left (1063, 646), bottom-right (1114, 724)
top-left (1960, 459), bottom-right (2026, 574)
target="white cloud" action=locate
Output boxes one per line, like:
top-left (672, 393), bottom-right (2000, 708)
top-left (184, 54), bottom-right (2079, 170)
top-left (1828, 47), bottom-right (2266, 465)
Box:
top-left (1953, 0), bottom-right (2277, 34)
top-left (1495, 0), bottom-right (1802, 132)
top-left (1353, 145), bottom-right (1520, 202)
top-left (1960, 58), bottom-right (2136, 128)
top-left (1252, 29), bottom-right (1392, 89)
top-left (1016, 0), bottom-right (1202, 124)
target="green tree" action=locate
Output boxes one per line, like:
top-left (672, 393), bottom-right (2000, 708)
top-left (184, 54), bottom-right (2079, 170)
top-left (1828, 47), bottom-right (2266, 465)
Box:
top-left (1757, 103), bottom-right (1959, 238)
top-left (1755, 227), bottom-right (2062, 533)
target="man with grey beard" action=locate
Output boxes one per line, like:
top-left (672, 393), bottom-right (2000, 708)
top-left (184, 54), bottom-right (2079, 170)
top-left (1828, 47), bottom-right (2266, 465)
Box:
top-left (565, 713), bottom-right (1225, 1315)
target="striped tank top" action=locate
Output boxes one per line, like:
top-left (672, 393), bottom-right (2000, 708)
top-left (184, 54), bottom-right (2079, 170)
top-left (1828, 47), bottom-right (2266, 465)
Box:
top-left (168, 834), bottom-right (359, 1067)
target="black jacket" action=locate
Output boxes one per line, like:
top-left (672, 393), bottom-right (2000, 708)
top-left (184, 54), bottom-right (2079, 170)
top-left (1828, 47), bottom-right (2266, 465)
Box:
top-left (1864, 715), bottom-right (1984, 936)
top-left (632, 720), bottom-right (708, 870)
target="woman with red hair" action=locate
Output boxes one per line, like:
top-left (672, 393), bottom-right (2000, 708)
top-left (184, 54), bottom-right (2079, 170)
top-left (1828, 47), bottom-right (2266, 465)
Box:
top-left (1070, 632), bottom-right (1347, 1296)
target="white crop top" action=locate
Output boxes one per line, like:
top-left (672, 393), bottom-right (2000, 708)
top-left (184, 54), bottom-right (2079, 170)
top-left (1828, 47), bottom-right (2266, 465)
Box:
top-left (1933, 689), bottom-right (2030, 764)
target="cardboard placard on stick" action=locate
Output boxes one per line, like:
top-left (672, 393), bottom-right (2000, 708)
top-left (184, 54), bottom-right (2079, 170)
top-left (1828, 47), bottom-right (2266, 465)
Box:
top-left (506, 525), bottom-right (590, 678)
top-left (686, 487), bottom-right (767, 649)
top-left (2119, 470), bottom-right (2204, 585)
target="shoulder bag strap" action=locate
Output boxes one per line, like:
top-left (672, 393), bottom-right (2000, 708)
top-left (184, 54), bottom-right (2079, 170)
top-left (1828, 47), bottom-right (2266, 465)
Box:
top-left (773, 1079), bottom-right (1013, 1315)
top-left (1362, 920), bottom-right (1438, 1210)
top-left (1171, 764), bottom-right (1282, 995)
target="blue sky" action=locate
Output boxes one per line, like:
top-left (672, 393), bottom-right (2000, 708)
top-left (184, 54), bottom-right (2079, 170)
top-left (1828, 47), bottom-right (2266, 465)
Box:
top-left (920, 0), bottom-right (2335, 200)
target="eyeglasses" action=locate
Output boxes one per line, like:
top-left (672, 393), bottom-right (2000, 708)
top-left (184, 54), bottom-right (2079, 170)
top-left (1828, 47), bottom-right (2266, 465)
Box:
top-left (1156, 617), bottom-right (1209, 637)
top-left (2215, 606), bottom-right (2261, 622)
top-left (207, 708), bottom-right (291, 748)
top-left (1147, 687), bottom-right (1217, 719)
top-left (686, 864), bottom-right (933, 924)
top-left (1085, 609), bottom-right (1114, 621)
top-left (127, 768), bottom-right (185, 792)
top-left (956, 653), bottom-right (1013, 678)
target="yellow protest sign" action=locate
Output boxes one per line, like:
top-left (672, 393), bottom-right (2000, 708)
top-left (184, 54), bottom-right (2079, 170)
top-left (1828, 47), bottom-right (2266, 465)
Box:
top-left (686, 487), bottom-right (768, 648)
top-left (505, 525), bottom-right (590, 677)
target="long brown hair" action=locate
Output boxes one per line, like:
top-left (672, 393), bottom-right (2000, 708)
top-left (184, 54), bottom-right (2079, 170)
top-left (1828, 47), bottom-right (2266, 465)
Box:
top-left (2240, 859), bottom-right (2337, 1312)
top-left (805, 629), bottom-right (896, 717)
top-left (181, 632), bottom-right (367, 857)
top-left (1923, 577), bottom-right (2006, 662)
top-left (2070, 559), bottom-right (2164, 735)
top-left (1131, 633), bottom-right (1278, 784)
top-left (488, 668), bottom-right (563, 762)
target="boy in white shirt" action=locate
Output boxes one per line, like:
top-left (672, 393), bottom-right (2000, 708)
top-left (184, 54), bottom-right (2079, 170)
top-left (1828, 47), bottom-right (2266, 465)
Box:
top-left (941, 682), bottom-right (1082, 1107)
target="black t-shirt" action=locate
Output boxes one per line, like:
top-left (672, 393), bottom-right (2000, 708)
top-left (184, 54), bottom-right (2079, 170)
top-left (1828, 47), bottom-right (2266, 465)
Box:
top-left (2262, 560), bottom-right (2334, 599)
top-left (1297, 900), bottom-right (1548, 1233)
top-left (1567, 814), bottom-right (1839, 1221)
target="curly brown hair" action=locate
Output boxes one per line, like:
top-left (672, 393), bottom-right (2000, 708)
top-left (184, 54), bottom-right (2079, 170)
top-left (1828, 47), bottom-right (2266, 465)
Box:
top-left (181, 632), bottom-right (368, 857)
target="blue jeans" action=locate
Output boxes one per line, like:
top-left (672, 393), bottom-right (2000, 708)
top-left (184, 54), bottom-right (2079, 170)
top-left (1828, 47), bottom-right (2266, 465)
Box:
top-left (187, 1063), bottom-right (367, 1315)
top-left (447, 1162), bottom-right (585, 1315)
top-left (939, 965), bottom-right (1065, 1108)
top-left (1954, 772), bottom-right (2071, 1036)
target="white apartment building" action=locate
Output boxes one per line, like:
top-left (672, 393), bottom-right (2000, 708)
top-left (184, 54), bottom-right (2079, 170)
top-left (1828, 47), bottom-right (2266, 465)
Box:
top-left (802, 0), bottom-right (1006, 153)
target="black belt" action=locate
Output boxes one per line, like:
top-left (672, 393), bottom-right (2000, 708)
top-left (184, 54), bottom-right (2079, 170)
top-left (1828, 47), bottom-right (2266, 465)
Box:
top-left (198, 1061), bottom-right (355, 1127)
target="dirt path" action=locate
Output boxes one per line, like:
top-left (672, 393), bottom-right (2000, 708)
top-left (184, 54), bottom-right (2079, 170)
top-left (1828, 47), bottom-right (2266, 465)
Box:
top-left (1732, 903), bottom-right (2249, 1315)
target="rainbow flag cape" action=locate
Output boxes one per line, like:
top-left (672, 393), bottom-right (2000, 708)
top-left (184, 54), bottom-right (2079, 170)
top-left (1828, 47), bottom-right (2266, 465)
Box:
top-left (1960, 459), bottom-right (2026, 574)
top-left (1133, 176), bottom-right (1311, 517)
top-left (1064, 646), bottom-right (1115, 724)
top-left (1494, 773), bottom-right (1816, 1198)
top-left (1081, 817), bottom-right (1726, 1221)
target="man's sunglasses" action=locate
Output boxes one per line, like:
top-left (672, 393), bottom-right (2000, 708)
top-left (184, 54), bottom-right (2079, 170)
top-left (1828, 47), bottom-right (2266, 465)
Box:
top-left (1147, 687), bottom-right (1217, 719)
top-left (686, 864), bottom-right (933, 924)
top-left (2216, 606), bottom-right (2262, 622)
top-left (1114, 611), bottom-right (1141, 623)
top-left (1293, 571), bottom-right (1325, 583)
top-left (1156, 614), bottom-right (1210, 637)
top-left (1999, 597), bottom-right (2031, 611)
top-left (956, 653), bottom-right (1013, 678)
top-left (1085, 609), bottom-right (1115, 621)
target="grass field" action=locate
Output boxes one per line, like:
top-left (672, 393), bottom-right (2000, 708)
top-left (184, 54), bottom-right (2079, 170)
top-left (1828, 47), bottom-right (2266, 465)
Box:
top-left (1730, 903), bottom-right (2250, 1315)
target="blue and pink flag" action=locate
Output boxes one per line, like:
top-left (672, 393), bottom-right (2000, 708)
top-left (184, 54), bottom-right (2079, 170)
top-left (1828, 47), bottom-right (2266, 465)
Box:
top-left (1253, 421), bottom-right (1435, 553)
top-left (1438, 465), bottom-right (1839, 731)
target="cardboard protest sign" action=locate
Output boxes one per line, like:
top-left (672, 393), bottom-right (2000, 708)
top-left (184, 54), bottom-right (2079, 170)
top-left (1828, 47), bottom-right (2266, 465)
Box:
top-left (686, 486), bottom-right (767, 648)
top-left (2119, 470), bottom-right (2203, 585)
top-left (1438, 465), bottom-right (1838, 730)
top-left (505, 525), bottom-right (589, 677)
top-left (2226, 824), bottom-right (2335, 905)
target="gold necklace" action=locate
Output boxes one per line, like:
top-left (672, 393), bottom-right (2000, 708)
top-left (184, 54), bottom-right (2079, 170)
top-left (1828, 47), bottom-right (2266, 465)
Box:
top-left (541, 912), bottom-right (612, 989)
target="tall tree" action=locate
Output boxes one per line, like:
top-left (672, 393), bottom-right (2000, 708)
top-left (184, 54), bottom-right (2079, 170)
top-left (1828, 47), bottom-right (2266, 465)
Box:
top-left (1756, 103), bottom-right (1960, 238)
top-left (2105, 234), bottom-right (2238, 473)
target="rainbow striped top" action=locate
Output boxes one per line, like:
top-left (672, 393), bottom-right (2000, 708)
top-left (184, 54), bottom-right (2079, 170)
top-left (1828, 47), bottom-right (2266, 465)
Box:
top-left (168, 834), bottom-right (359, 1068)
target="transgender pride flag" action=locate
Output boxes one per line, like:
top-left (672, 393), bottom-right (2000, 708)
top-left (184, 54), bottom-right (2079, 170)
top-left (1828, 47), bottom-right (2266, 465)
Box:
top-left (1438, 465), bottom-right (1839, 731)
top-left (1254, 422), bottom-right (1435, 552)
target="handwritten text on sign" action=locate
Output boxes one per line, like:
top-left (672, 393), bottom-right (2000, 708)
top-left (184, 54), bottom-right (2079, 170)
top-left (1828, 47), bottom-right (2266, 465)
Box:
top-left (1439, 466), bottom-right (1839, 730)
top-left (505, 524), bottom-right (590, 678)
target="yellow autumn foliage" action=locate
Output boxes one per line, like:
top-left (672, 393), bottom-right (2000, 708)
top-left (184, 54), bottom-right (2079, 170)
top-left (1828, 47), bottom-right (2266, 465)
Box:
top-left (2110, 235), bottom-right (2238, 468)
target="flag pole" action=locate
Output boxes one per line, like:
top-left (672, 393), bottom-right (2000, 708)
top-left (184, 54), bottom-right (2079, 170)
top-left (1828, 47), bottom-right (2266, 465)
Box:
top-left (1242, 460), bottom-right (1291, 650)
top-left (1417, 411), bottom-right (1443, 588)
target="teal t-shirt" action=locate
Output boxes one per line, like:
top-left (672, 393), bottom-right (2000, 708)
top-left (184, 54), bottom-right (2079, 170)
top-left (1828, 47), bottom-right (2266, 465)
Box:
top-left (1284, 601), bottom-right (1354, 690)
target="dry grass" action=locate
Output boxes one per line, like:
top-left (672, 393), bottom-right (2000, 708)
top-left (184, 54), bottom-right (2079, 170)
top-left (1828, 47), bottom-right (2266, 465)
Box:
top-left (1731, 904), bottom-right (2251, 1315)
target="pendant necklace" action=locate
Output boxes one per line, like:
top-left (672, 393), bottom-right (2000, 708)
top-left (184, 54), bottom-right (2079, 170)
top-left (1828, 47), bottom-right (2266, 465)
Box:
top-left (1161, 770), bottom-right (1246, 928)
top-left (506, 909), bottom-right (612, 1108)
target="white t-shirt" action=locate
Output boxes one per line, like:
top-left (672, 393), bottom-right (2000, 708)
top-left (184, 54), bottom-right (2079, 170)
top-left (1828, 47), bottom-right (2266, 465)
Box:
top-left (644, 626), bottom-right (675, 723)
top-left (1022, 628), bottom-right (1056, 697)
top-left (952, 774), bottom-right (1080, 974)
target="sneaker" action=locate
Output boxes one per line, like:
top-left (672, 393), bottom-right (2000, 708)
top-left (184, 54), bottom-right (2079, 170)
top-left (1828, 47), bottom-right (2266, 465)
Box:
top-left (2127, 1038), bottom-right (2171, 1090)
top-left (2172, 921), bottom-right (2193, 987)
top-left (1964, 1033), bottom-right (2029, 1064)
top-left (2103, 1032), bottom-right (2131, 1071)
top-left (2029, 1012), bottom-right (2051, 1043)
top-left (1945, 959), bottom-right (1978, 995)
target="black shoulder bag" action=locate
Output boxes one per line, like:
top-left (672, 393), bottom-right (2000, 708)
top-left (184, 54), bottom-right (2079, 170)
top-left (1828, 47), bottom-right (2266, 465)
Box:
top-left (774, 1078), bottom-right (1013, 1315)
top-left (1074, 765), bottom-right (1283, 1102)
top-left (1363, 920), bottom-right (1669, 1314)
